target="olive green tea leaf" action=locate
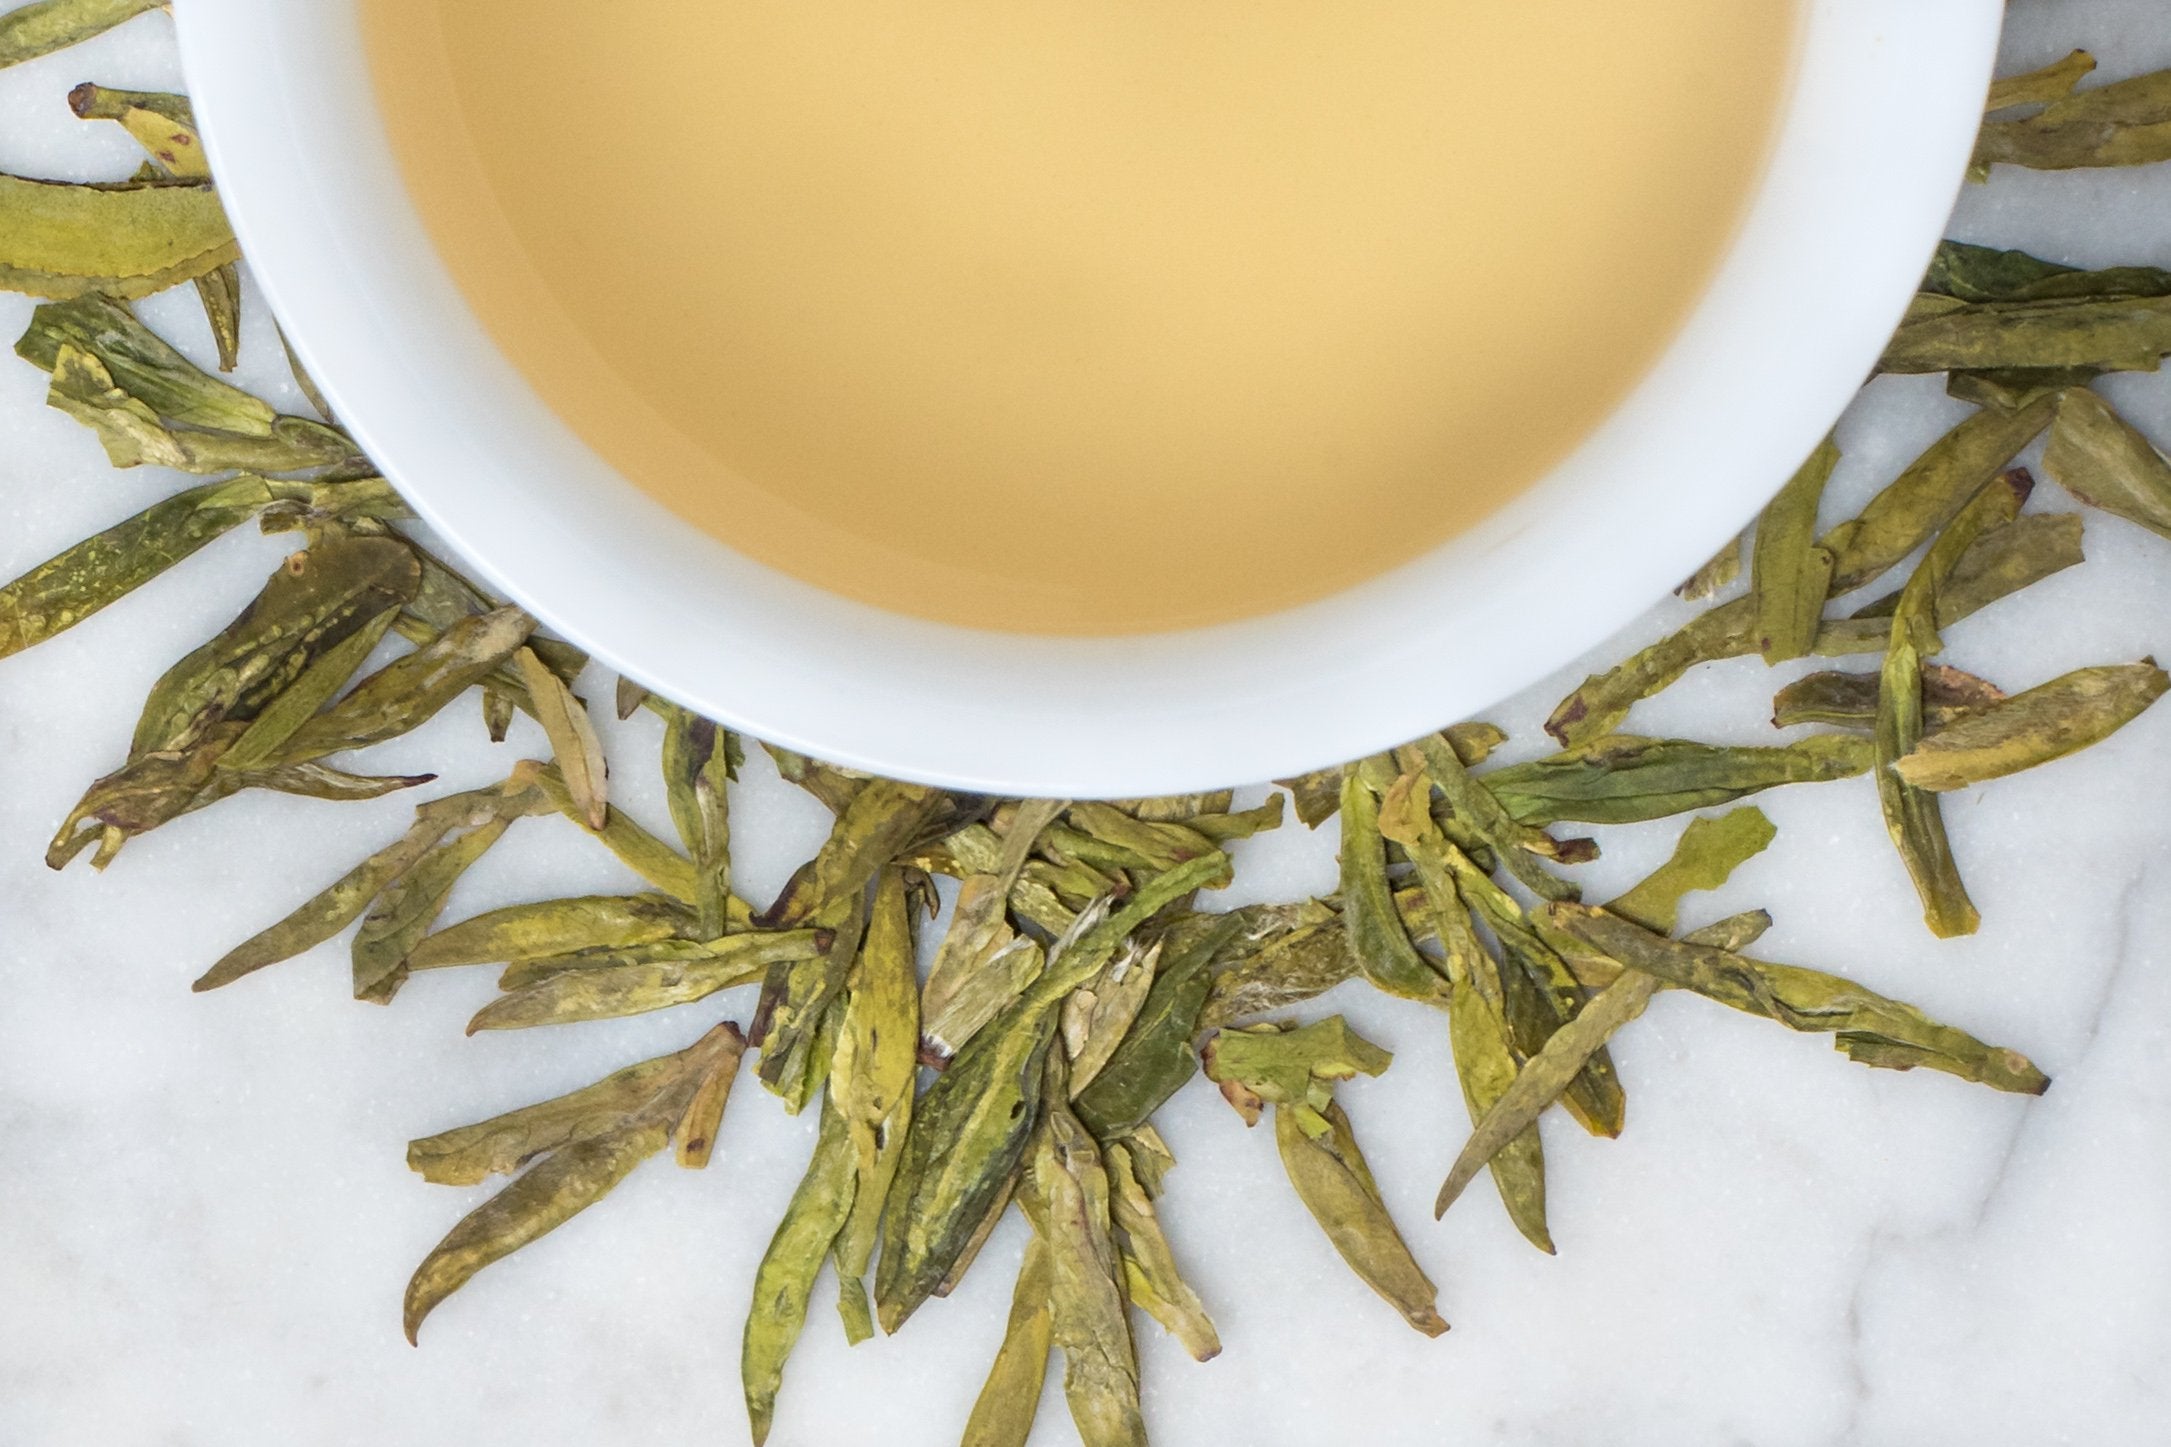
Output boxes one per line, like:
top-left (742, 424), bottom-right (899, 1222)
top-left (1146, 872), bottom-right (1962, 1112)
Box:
top-left (0, 0), bottom-right (163, 70)
top-left (0, 474), bottom-right (270, 659)
top-left (351, 786), bottom-right (544, 1003)
top-left (674, 1022), bottom-right (749, 1169)
top-left (1274, 1101), bottom-right (1448, 1338)
top-left (408, 893), bottom-right (694, 972)
top-left (1337, 763), bottom-right (1448, 1003)
top-left (831, 870), bottom-right (919, 1338)
top-left (1196, 899), bottom-right (1357, 1031)
top-left (1073, 912), bottom-right (1245, 1138)
top-left (1974, 66), bottom-right (2171, 173)
top-left (530, 765), bottom-right (709, 906)
top-left (1874, 471), bottom-right (2028, 938)
top-left (659, 704), bottom-right (737, 938)
top-left (1548, 905), bottom-right (2050, 1094)
top-left (1105, 1142), bottom-right (1219, 1361)
top-left (1894, 660), bottom-right (2168, 792)
top-left (1773, 664), bottom-right (2007, 731)
top-left (0, 172), bottom-right (237, 299)
top-left (1923, 241), bottom-right (2171, 306)
top-left (1882, 292), bottom-right (2171, 375)
top-left (1985, 50), bottom-right (2098, 115)
top-left (1019, 1072), bottom-right (1148, 1447)
top-left (1752, 437), bottom-right (1840, 664)
top-left (274, 605), bottom-right (533, 762)
top-left (1482, 734), bottom-right (1875, 828)
top-left (514, 646), bottom-right (608, 830)
top-left (403, 1021), bottom-right (742, 1343)
top-left (1604, 807), bottom-right (1777, 935)
top-left (467, 930), bottom-right (826, 1032)
top-left (2043, 386), bottom-right (2171, 540)
top-left (742, 1097), bottom-right (856, 1446)
top-left (962, 1236), bottom-right (1054, 1447)
top-left (1677, 527), bottom-right (1746, 600)
top-left (214, 604), bottom-right (400, 772)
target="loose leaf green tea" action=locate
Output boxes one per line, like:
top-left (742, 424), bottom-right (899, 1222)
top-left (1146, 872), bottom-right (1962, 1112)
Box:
top-left (0, 18), bottom-right (2166, 1447)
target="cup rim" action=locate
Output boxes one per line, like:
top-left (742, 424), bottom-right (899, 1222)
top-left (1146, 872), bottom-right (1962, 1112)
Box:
top-left (174, 0), bottom-right (2003, 797)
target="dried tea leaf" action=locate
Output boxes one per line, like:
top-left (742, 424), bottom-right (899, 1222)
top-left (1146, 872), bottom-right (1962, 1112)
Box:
top-left (1544, 602), bottom-right (1751, 748)
top-left (962, 1236), bottom-right (1054, 1447)
top-left (1017, 1069), bottom-right (1147, 1447)
top-left (352, 803), bottom-right (531, 1003)
top-left (1986, 50), bottom-right (2098, 115)
top-left (1173, 794), bottom-right (1284, 842)
top-left (41, 341), bottom-right (355, 472)
top-left (613, 674), bottom-right (648, 720)
top-left (0, 171), bottom-right (236, 298)
top-left (1974, 66), bottom-right (2171, 173)
top-left (1203, 1018), bottom-right (1391, 1129)
top-left (1772, 664), bottom-right (2007, 732)
top-left (0, 0), bottom-right (163, 70)
top-left (1273, 1101), bottom-right (1447, 1338)
top-left (1923, 241), bottom-right (2171, 306)
top-left (1073, 912), bottom-right (1246, 1138)
top-left (1677, 528), bottom-right (1746, 600)
top-left (68, 83), bottom-right (207, 180)
top-left (403, 1022), bottom-right (740, 1343)
top-left (2043, 386), bottom-right (2171, 539)
top-left (1546, 905), bottom-right (2049, 1094)
top-left (764, 778), bottom-right (953, 927)
top-left (1874, 473), bottom-right (2028, 938)
top-left (1604, 807), bottom-right (1777, 935)
top-left (1894, 660), bottom-right (2168, 791)
top-left (1444, 975), bottom-right (1552, 1252)
top-left (0, 474), bottom-right (270, 659)
top-left (875, 974), bottom-right (1060, 1332)
top-left (1822, 398), bottom-right (2058, 593)
top-left (831, 871), bottom-right (919, 1339)
top-left (275, 605), bottom-right (534, 762)
top-left (215, 606), bottom-right (398, 773)
top-left (673, 1023), bottom-right (747, 1169)
top-left (742, 1097), bottom-right (856, 1446)
top-left (1482, 733), bottom-right (1875, 828)
top-left (1063, 938), bottom-right (1161, 1097)
top-left (407, 893), bottom-right (694, 971)
top-left (1274, 766), bottom-right (1345, 828)
top-left (466, 929), bottom-right (826, 1031)
top-left (1881, 292), bottom-right (2171, 375)
top-left (514, 646), bottom-right (607, 830)
top-left (1751, 437), bottom-right (1840, 664)
top-left (530, 764), bottom-right (708, 906)
top-left (1105, 1142), bottom-right (1218, 1362)
top-left (1434, 968), bottom-right (1661, 1222)
top-left (1403, 732), bottom-right (1587, 901)
top-left (1197, 899), bottom-right (1357, 1030)
top-left (1064, 802), bottom-right (1218, 871)
top-left (1337, 762), bottom-right (1448, 1004)
top-left (659, 704), bottom-right (738, 938)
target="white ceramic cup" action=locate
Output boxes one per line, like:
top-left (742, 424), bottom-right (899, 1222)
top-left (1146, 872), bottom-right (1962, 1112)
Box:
top-left (176, 0), bottom-right (2003, 797)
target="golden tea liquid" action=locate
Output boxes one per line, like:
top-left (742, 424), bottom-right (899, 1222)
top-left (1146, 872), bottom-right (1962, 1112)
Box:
top-left (365, 1), bottom-right (1796, 633)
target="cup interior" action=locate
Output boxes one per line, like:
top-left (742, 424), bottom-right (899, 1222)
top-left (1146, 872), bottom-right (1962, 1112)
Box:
top-left (175, 0), bottom-right (2004, 796)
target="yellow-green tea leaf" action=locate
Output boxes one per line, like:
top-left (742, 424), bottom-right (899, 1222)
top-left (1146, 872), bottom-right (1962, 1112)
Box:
top-left (742, 1097), bottom-right (856, 1446)
top-left (2043, 386), bottom-right (2171, 539)
top-left (0, 0), bottom-right (163, 72)
top-left (514, 646), bottom-right (608, 830)
top-left (0, 172), bottom-right (236, 298)
top-left (1894, 660), bottom-right (2168, 792)
top-left (1751, 437), bottom-right (1840, 664)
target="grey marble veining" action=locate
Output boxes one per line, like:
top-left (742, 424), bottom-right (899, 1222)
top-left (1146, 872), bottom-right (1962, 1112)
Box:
top-left (4, 6), bottom-right (2170, 1445)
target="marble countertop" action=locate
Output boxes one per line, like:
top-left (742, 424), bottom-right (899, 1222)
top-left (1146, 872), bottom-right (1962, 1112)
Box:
top-left (4, 6), bottom-right (2170, 1445)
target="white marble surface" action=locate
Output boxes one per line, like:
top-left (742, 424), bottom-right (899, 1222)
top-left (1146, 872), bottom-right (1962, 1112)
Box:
top-left (4, 7), bottom-right (2171, 1445)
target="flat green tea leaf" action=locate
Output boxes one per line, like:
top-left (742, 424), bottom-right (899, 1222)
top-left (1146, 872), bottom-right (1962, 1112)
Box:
top-left (742, 1097), bottom-right (856, 1446)
top-left (1483, 734), bottom-right (1875, 828)
top-left (659, 703), bottom-right (737, 938)
top-left (1874, 473), bottom-right (2028, 937)
top-left (1073, 912), bottom-right (1245, 1138)
top-left (1975, 66), bottom-right (2171, 173)
top-left (1545, 905), bottom-right (2049, 1095)
top-left (1273, 1101), bottom-right (1447, 1338)
top-left (1752, 437), bottom-right (1840, 663)
top-left (1105, 1142), bottom-right (1218, 1361)
top-left (217, 606), bottom-right (398, 773)
top-left (962, 1236), bottom-right (1054, 1447)
top-left (0, 474), bottom-right (270, 659)
top-left (515, 646), bottom-right (607, 830)
top-left (0, 173), bottom-right (236, 299)
top-left (1337, 763), bottom-right (1448, 1003)
top-left (1985, 50), bottom-right (2098, 115)
top-left (1677, 528), bottom-right (1746, 600)
top-left (1018, 1071), bottom-right (1147, 1447)
top-left (1604, 807), bottom-right (1777, 935)
top-left (875, 977), bottom-right (1059, 1332)
top-left (0, 0), bottom-right (163, 70)
top-left (1881, 292), bottom-right (2171, 374)
top-left (1197, 899), bottom-right (1357, 1030)
top-left (1894, 660), bottom-right (2168, 791)
top-left (765, 777), bottom-right (952, 927)
top-left (407, 893), bottom-right (694, 971)
top-left (831, 871), bottom-right (919, 1339)
top-left (2043, 386), bottom-right (2171, 539)
top-left (1923, 241), bottom-right (2171, 305)
top-left (276, 605), bottom-right (534, 762)
top-left (530, 764), bottom-right (710, 907)
top-left (352, 801), bottom-right (531, 1003)
top-left (466, 929), bottom-right (826, 1031)
top-left (403, 1021), bottom-right (740, 1343)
